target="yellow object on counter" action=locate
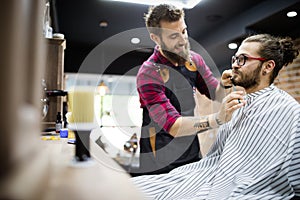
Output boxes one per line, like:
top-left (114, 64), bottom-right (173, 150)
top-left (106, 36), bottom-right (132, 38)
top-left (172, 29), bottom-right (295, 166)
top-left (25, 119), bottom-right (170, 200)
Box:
top-left (41, 135), bottom-right (60, 141)
top-left (68, 130), bottom-right (75, 139)
top-left (67, 86), bottom-right (95, 123)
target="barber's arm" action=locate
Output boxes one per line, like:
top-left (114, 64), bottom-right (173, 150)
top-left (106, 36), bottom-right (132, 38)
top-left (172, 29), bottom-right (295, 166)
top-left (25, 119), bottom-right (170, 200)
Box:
top-left (169, 90), bottom-right (245, 137)
top-left (214, 69), bottom-right (234, 102)
top-left (139, 66), bottom-right (245, 138)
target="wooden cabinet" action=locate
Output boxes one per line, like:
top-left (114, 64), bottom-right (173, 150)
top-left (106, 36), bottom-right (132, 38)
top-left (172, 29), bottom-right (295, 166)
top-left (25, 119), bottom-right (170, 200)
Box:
top-left (42, 38), bottom-right (66, 130)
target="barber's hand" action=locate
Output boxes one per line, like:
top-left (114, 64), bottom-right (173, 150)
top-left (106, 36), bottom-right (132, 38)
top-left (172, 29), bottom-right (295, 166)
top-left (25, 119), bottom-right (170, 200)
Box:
top-left (221, 69), bottom-right (233, 88)
top-left (217, 91), bottom-right (246, 124)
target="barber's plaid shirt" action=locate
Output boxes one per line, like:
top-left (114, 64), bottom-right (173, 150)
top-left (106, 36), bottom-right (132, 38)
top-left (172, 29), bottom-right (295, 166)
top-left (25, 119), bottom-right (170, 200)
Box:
top-left (136, 46), bottom-right (219, 132)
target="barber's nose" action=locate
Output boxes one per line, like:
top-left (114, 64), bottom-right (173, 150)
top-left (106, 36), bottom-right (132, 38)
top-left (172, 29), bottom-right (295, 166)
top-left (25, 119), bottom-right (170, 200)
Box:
top-left (178, 34), bottom-right (186, 45)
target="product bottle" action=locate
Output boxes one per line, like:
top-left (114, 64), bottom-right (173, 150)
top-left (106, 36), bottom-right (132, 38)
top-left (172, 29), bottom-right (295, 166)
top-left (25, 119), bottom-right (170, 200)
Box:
top-left (43, 2), bottom-right (53, 38)
top-left (55, 112), bottom-right (62, 133)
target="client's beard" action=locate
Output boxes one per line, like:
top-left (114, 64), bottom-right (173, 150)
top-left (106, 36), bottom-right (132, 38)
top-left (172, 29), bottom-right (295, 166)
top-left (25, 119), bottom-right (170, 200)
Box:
top-left (232, 62), bottom-right (262, 90)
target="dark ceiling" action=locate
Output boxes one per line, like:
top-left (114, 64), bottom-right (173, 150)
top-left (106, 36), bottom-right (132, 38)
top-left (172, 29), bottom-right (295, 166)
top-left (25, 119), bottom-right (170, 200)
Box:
top-left (52, 0), bottom-right (300, 77)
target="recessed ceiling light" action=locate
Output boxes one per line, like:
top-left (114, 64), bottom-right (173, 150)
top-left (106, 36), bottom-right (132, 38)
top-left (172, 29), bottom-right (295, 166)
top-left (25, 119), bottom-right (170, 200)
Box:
top-left (131, 37), bottom-right (140, 44)
top-left (99, 21), bottom-right (108, 28)
top-left (228, 43), bottom-right (238, 50)
top-left (108, 0), bottom-right (202, 9)
top-left (287, 11), bottom-right (297, 17)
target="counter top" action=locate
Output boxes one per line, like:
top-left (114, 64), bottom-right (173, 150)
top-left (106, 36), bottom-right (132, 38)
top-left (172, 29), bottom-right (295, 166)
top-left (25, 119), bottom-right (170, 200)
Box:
top-left (42, 132), bottom-right (145, 200)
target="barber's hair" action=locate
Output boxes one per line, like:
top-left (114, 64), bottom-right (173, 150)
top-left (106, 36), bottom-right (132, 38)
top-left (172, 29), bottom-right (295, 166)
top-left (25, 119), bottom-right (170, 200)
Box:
top-left (144, 4), bottom-right (184, 35)
top-left (243, 34), bottom-right (299, 84)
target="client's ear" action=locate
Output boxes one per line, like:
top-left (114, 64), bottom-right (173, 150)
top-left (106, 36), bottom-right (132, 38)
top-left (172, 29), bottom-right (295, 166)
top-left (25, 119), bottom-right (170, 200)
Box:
top-left (263, 60), bottom-right (275, 74)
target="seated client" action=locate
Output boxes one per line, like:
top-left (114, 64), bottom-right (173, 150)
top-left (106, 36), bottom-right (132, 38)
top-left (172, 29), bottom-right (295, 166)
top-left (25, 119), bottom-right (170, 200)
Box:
top-left (131, 34), bottom-right (300, 199)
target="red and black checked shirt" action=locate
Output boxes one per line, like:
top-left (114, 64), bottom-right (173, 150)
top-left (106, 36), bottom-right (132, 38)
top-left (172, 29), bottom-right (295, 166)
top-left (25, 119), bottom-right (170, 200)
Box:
top-left (136, 46), bottom-right (219, 132)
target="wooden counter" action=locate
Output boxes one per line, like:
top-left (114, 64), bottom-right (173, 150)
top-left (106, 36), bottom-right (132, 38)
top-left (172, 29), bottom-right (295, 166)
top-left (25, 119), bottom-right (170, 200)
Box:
top-left (42, 131), bottom-right (145, 200)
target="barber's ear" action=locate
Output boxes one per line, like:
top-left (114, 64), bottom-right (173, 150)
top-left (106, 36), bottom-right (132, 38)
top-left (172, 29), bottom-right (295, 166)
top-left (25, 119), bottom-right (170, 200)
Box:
top-left (263, 60), bottom-right (275, 74)
top-left (150, 33), bottom-right (160, 45)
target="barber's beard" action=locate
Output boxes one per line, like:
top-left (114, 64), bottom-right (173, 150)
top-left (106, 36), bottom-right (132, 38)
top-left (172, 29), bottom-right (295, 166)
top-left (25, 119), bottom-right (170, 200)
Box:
top-left (160, 40), bottom-right (191, 66)
top-left (232, 62), bottom-right (263, 90)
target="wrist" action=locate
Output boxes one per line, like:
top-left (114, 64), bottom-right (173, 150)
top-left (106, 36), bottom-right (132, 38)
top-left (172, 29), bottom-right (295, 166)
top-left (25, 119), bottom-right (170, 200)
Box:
top-left (208, 113), bottom-right (224, 129)
top-left (215, 113), bottom-right (224, 126)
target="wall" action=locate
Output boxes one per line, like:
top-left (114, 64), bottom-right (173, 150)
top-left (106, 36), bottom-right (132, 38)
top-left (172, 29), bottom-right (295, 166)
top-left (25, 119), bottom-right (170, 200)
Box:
top-left (274, 38), bottom-right (300, 103)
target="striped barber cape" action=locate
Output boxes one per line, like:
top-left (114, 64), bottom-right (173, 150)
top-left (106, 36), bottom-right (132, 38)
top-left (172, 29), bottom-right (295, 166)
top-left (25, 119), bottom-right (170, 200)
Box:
top-left (131, 85), bottom-right (300, 200)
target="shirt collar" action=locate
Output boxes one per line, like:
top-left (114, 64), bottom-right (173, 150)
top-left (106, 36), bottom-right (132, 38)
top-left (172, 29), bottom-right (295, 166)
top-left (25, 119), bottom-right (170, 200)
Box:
top-left (150, 46), bottom-right (175, 67)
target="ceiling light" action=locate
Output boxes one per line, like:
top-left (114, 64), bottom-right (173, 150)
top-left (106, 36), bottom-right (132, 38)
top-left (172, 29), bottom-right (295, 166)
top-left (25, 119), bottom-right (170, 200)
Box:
top-left (97, 81), bottom-right (109, 96)
top-left (108, 0), bottom-right (202, 9)
top-left (99, 21), bottom-right (108, 28)
top-left (131, 37), bottom-right (140, 44)
top-left (287, 11), bottom-right (297, 17)
top-left (228, 43), bottom-right (238, 50)
top-left (107, 76), bottom-right (114, 83)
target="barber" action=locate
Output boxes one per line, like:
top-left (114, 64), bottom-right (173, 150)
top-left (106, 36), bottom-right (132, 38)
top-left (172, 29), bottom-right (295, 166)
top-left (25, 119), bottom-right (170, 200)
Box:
top-left (134, 4), bottom-right (245, 175)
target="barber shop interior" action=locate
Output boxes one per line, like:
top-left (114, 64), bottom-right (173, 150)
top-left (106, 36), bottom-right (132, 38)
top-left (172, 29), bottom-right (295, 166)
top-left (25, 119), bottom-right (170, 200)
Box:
top-left (1, 0), bottom-right (300, 199)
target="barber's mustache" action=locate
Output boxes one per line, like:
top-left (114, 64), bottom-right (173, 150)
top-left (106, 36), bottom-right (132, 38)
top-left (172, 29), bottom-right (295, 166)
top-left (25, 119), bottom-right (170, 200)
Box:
top-left (175, 43), bottom-right (188, 49)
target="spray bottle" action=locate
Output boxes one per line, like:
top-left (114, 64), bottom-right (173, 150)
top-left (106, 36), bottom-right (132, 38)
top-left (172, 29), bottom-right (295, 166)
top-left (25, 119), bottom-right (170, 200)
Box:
top-left (55, 112), bottom-right (62, 133)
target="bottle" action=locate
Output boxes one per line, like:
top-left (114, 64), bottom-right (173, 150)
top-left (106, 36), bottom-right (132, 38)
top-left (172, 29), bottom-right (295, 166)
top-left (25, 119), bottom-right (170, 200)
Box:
top-left (43, 2), bottom-right (53, 38)
top-left (55, 112), bottom-right (62, 133)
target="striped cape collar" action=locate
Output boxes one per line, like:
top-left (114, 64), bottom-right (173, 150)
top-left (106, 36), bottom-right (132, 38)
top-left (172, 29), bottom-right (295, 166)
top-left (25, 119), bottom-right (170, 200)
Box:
top-left (245, 84), bottom-right (276, 104)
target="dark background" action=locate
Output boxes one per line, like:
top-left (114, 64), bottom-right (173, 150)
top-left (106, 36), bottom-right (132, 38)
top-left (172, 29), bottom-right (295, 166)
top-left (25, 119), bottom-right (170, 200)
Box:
top-left (51, 0), bottom-right (300, 76)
